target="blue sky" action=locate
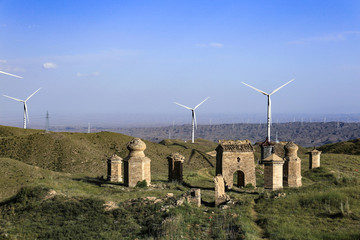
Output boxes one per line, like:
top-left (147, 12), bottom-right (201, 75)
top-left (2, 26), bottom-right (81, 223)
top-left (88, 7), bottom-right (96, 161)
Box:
top-left (0, 0), bottom-right (359, 127)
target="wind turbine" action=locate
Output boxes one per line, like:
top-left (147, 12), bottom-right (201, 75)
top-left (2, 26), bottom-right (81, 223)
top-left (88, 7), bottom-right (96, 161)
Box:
top-left (174, 97), bottom-right (209, 143)
top-left (3, 88), bottom-right (41, 129)
top-left (242, 79), bottom-right (294, 142)
top-left (0, 70), bottom-right (23, 79)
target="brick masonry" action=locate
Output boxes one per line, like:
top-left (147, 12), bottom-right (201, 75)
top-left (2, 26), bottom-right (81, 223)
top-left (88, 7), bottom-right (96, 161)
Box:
top-left (123, 138), bottom-right (151, 187)
top-left (307, 148), bottom-right (321, 169)
top-left (107, 154), bottom-right (123, 182)
top-left (263, 154), bottom-right (284, 190)
top-left (167, 152), bottom-right (184, 183)
top-left (283, 141), bottom-right (302, 187)
top-left (216, 140), bottom-right (256, 189)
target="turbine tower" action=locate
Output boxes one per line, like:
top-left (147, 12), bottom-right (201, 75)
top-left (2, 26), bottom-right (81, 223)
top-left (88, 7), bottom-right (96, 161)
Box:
top-left (0, 70), bottom-right (23, 79)
top-left (3, 88), bottom-right (41, 129)
top-left (242, 79), bottom-right (294, 142)
top-left (174, 97), bottom-right (209, 143)
top-left (45, 111), bottom-right (50, 133)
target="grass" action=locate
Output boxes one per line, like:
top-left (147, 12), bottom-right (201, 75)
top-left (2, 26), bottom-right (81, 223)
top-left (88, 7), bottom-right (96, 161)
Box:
top-left (0, 179), bottom-right (261, 239)
top-left (256, 186), bottom-right (360, 240)
top-left (319, 138), bottom-right (360, 155)
top-left (1, 125), bottom-right (360, 239)
top-left (255, 153), bottom-right (360, 240)
top-left (0, 126), bottom-right (217, 177)
top-left (0, 155), bottom-right (263, 239)
top-left (0, 158), bottom-right (66, 201)
top-left (1, 152), bottom-right (360, 239)
top-left (0, 186), bottom-right (169, 239)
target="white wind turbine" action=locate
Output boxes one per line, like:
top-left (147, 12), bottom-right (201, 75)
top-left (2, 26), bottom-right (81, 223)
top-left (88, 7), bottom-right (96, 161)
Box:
top-left (3, 88), bottom-right (41, 129)
top-left (0, 70), bottom-right (23, 79)
top-left (174, 97), bottom-right (209, 143)
top-left (242, 79), bottom-right (294, 142)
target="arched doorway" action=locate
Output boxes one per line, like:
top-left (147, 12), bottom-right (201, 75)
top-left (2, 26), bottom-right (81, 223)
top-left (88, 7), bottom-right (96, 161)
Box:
top-left (233, 170), bottom-right (245, 187)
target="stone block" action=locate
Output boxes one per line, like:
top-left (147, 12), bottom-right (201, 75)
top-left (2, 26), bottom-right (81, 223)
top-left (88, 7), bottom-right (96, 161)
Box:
top-left (214, 174), bottom-right (230, 206)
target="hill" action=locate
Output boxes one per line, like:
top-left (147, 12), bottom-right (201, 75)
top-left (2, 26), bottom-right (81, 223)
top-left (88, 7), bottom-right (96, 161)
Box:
top-left (0, 125), bottom-right (359, 239)
top-left (318, 138), bottom-right (360, 155)
top-left (0, 157), bottom-right (67, 200)
top-left (0, 150), bottom-right (359, 239)
top-left (0, 125), bottom-right (216, 177)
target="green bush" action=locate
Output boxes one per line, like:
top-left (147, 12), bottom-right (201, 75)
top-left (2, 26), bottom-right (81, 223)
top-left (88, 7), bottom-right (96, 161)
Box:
top-left (245, 183), bottom-right (255, 189)
top-left (135, 180), bottom-right (147, 188)
top-left (303, 167), bottom-right (337, 183)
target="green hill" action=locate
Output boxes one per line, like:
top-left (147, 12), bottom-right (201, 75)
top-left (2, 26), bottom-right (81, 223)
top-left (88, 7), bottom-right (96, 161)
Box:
top-left (0, 125), bottom-right (216, 177)
top-left (0, 125), bottom-right (40, 137)
top-left (318, 138), bottom-right (360, 155)
top-left (0, 157), bottom-right (66, 200)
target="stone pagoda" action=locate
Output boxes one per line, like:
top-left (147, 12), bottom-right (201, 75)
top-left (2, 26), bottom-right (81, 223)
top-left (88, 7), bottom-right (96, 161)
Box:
top-left (307, 147), bottom-right (322, 169)
top-left (107, 154), bottom-right (123, 182)
top-left (263, 153), bottom-right (285, 190)
top-left (167, 152), bottom-right (185, 183)
top-left (123, 138), bottom-right (151, 187)
top-left (283, 141), bottom-right (302, 187)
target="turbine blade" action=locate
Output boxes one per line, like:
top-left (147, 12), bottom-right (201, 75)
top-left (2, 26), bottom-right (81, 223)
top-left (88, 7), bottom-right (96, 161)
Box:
top-left (25, 102), bottom-right (29, 123)
top-left (174, 102), bottom-right (192, 110)
top-left (242, 82), bottom-right (268, 95)
top-left (0, 70), bottom-right (23, 79)
top-left (270, 79), bottom-right (294, 95)
top-left (193, 111), bottom-right (198, 129)
top-left (3, 95), bottom-right (23, 102)
top-left (26, 88), bottom-right (41, 101)
top-left (194, 97), bottom-right (210, 110)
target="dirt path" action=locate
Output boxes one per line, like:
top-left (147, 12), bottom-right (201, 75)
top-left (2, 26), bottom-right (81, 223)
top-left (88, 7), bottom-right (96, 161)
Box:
top-left (250, 200), bottom-right (269, 239)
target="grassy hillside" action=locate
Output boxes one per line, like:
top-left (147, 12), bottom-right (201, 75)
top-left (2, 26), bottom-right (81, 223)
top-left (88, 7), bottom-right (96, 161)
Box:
top-left (1, 152), bottom-right (359, 239)
top-left (255, 152), bottom-right (360, 240)
top-left (318, 138), bottom-right (360, 155)
top-left (0, 125), bottom-right (359, 239)
top-left (0, 158), bottom-right (67, 201)
top-left (0, 125), bottom-right (40, 137)
top-left (0, 126), bottom-right (216, 178)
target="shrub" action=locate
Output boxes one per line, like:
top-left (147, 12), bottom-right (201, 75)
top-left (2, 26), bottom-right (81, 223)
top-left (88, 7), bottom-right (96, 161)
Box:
top-left (135, 180), bottom-right (147, 188)
top-left (10, 186), bottom-right (49, 208)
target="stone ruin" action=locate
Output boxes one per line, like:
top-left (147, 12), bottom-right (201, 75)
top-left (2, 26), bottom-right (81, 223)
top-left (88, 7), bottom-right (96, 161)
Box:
top-left (189, 189), bottom-right (201, 207)
top-left (167, 152), bottom-right (184, 183)
top-left (177, 189), bottom-right (201, 207)
top-left (263, 154), bottom-right (285, 190)
top-left (107, 154), bottom-right (123, 182)
top-left (214, 174), bottom-right (230, 206)
top-left (307, 147), bottom-right (321, 169)
top-left (283, 141), bottom-right (302, 187)
top-left (260, 138), bottom-right (275, 164)
top-left (216, 140), bottom-right (256, 189)
top-left (123, 138), bottom-right (151, 187)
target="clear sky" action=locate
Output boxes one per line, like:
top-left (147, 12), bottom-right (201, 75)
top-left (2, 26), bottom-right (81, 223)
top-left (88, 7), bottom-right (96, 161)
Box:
top-left (0, 0), bottom-right (359, 127)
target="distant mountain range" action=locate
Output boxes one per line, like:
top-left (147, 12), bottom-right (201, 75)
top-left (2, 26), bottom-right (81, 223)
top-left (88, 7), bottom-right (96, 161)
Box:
top-left (109, 122), bottom-right (360, 147)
